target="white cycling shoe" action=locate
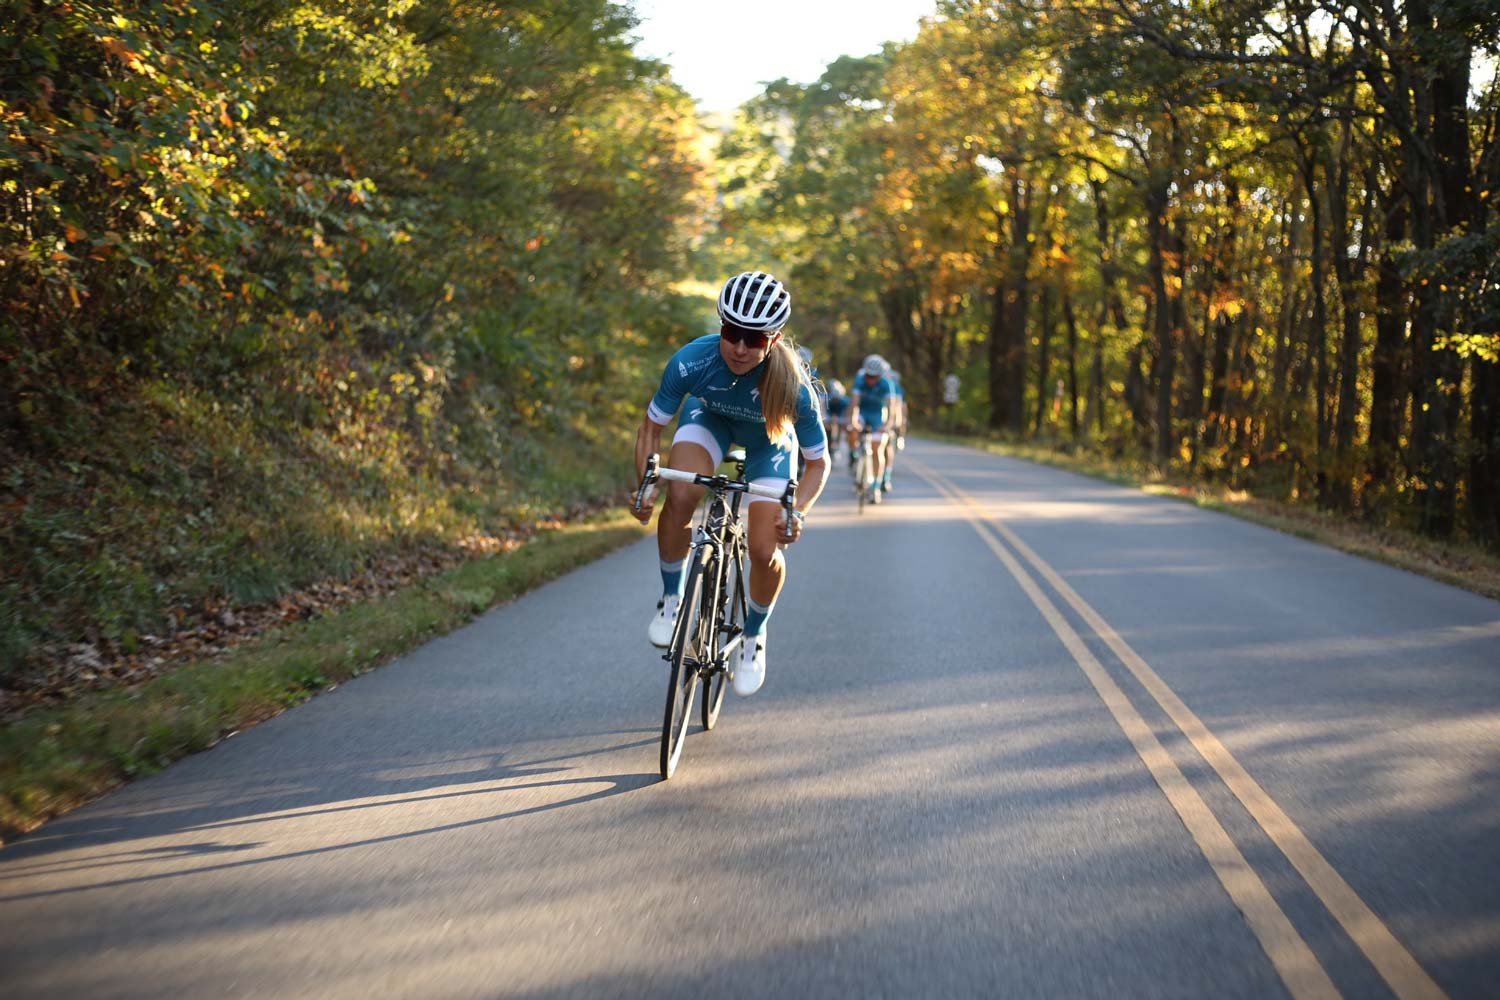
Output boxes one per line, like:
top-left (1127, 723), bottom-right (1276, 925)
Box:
top-left (733, 631), bottom-right (767, 696)
top-left (647, 594), bottom-right (680, 648)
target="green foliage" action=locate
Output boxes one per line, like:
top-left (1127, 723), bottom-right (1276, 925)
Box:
top-left (1, 0), bottom-right (714, 675)
top-left (720, 0), bottom-right (1500, 546)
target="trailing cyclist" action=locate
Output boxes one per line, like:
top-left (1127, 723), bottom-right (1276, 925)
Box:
top-left (631, 271), bottom-right (830, 696)
top-left (882, 369), bottom-right (908, 494)
top-left (824, 379), bottom-right (849, 462)
top-left (796, 345), bottom-right (824, 481)
top-left (847, 354), bottom-right (896, 504)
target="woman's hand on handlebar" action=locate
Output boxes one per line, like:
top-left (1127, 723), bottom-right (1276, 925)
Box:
top-left (632, 454), bottom-right (659, 524)
top-left (775, 507), bottom-right (804, 544)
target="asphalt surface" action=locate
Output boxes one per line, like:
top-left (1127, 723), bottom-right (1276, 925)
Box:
top-left (2, 437), bottom-right (1497, 999)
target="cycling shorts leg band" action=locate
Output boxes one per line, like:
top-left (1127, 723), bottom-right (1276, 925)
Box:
top-left (670, 422), bottom-right (725, 468)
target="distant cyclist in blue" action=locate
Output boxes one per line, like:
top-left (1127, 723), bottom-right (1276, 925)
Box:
top-left (848, 354), bottom-right (896, 504)
top-left (882, 368), bottom-right (908, 493)
top-left (823, 378), bottom-right (849, 462)
top-left (796, 345), bottom-right (824, 480)
top-left (632, 272), bottom-right (830, 696)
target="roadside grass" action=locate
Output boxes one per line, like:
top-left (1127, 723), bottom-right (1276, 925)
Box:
top-left (0, 509), bottom-right (649, 843)
top-left (0, 372), bottom-right (639, 675)
top-left (927, 431), bottom-right (1500, 601)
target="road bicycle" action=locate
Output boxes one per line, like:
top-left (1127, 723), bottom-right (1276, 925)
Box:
top-left (634, 450), bottom-right (797, 779)
top-left (850, 428), bottom-right (876, 513)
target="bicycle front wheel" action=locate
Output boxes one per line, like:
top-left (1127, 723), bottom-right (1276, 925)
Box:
top-left (703, 541), bottom-right (743, 731)
top-left (661, 548), bottom-right (710, 779)
top-left (856, 452), bottom-right (868, 514)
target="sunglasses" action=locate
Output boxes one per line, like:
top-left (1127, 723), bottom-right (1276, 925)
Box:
top-left (720, 323), bottom-right (772, 350)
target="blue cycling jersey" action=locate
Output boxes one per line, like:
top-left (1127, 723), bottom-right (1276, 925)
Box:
top-left (648, 335), bottom-right (828, 460)
top-left (852, 374), bottom-right (895, 428)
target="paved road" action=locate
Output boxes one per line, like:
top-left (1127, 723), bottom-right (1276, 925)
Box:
top-left (3, 438), bottom-right (1497, 999)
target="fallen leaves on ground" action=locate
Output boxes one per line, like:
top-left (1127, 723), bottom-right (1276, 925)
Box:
top-left (0, 493), bottom-right (628, 723)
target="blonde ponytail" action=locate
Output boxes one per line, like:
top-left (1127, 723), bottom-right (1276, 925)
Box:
top-left (759, 335), bottom-right (819, 446)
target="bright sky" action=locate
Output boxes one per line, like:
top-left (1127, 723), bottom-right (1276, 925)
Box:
top-left (629, 0), bottom-right (938, 113)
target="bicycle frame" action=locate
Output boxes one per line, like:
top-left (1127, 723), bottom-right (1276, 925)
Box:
top-left (684, 470), bottom-right (747, 671)
top-left (852, 429), bottom-right (875, 511)
top-left (636, 451), bottom-right (793, 672)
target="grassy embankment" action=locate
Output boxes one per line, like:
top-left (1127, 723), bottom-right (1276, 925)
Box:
top-left (0, 499), bottom-right (649, 842)
top-left (0, 274), bottom-right (716, 841)
top-left (0, 369), bottom-right (657, 841)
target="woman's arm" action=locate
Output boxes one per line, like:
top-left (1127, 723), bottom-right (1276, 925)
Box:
top-left (632, 414), bottom-right (667, 523)
top-left (795, 456), bottom-right (829, 515)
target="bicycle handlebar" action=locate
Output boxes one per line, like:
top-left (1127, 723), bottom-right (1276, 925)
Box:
top-left (634, 453), bottom-right (799, 541)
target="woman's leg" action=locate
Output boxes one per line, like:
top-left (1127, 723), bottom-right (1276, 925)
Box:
top-left (645, 437), bottom-right (716, 646)
top-left (744, 499), bottom-right (787, 630)
top-left (656, 440), bottom-right (714, 571)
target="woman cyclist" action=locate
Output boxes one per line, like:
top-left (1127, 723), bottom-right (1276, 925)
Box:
top-left (632, 271), bottom-right (830, 696)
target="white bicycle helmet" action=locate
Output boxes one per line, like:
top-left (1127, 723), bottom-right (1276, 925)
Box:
top-left (862, 354), bottom-right (888, 377)
top-left (829, 379), bottom-right (846, 396)
top-left (718, 271), bottom-right (791, 331)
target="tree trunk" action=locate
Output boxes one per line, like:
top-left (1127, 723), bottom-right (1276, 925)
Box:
top-left (1089, 178), bottom-right (1118, 438)
top-left (1405, 0), bottom-right (1468, 536)
top-left (1296, 143), bottom-right (1332, 506)
top-left (1064, 289), bottom-right (1080, 441)
top-left (1124, 338), bottom-right (1150, 437)
top-left (1145, 176), bottom-right (1176, 465)
top-left (1034, 282), bottom-right (1053, 435)
top-left (1329, 149), bottom-right (1374, 511)
top-left (1273, 197), bottom-right (1306, 466)
top-left (1472, 354), bottom-right (1500, 544)
top-left (984, 206), bottom-right (1008, 431)
top-left (1006, 174), bottom-right (1034, 432)
top-left (1366, 191), bottom-right (1407, 517)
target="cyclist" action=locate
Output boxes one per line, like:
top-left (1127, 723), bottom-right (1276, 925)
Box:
top-left (823, 379), bottom-right (848, 462)
top-left (632, 271), bottom-right (830, 696)
top-left (795, 345), bottom-right (824, 481)
top-left (847, 354), bottom-right (896, 504)
top-left (881, 369), bottom-right (908, 494)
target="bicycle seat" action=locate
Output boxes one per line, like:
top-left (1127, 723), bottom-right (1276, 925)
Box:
top-left (726, 448), bottom-right (747, 463)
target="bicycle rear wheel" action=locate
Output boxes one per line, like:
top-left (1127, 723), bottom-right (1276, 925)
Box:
top-left (703, 541), bottom-right (743, 731)
top-left (661, 549), bottom-right (710, 779)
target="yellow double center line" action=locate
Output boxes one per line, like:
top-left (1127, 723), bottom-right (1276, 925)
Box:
top-left (909, 457), bottom-right (1446, 1000)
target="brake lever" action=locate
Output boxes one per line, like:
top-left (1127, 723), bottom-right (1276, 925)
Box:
top-left (781, 477), bottom-right (798, 543)
top-left (634, 453), bottom-right (660, 513)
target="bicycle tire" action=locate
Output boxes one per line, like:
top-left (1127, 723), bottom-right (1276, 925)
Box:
top-left (661, 548), bottom-right (710, 779)
top-left (856, 450), bottom-right (868, 514)
top-left (703, 538), bottom-right (742, 730)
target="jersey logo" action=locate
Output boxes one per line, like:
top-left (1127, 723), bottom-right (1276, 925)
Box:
top-left (706, 384), bottom-right (730, 392)
top-left (771, 452), bottom-right (786, 471)
top-left (678, 361), bottom-right (688, 378)
top-left (751, 387), bottom-right (761, 402)
top-left (690, 407), bottom-right (704, 419)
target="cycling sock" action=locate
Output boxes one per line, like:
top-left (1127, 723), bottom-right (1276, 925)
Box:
top-left (659, 557), bottom-right (686, 600)
top-left (745, 595), bottom-right (775, 637)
